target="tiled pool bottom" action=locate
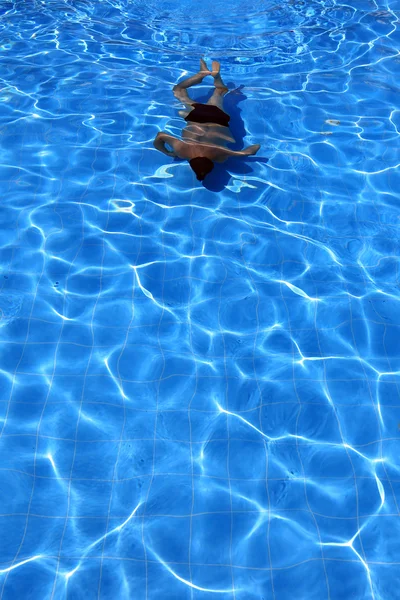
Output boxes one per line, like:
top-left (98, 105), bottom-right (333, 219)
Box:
top-left (0, 1), bottom-right (399, 598)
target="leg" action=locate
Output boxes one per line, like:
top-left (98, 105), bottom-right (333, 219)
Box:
top-left (206, 61), bottom-right (229, 109)
top-left (173, 86), bottom-right (195, 108)
top-left (207, 86), bottom-right (228, 109)
top-left (212, 61), bottom-right (228, 93)
top-left (173, 59), bottom-right (210, 108)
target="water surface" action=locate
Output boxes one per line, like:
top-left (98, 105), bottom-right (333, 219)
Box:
top-left (0, 0), bottom-right (399, 598)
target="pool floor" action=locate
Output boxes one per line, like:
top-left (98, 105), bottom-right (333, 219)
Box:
top-left (0, 0), bottom-right (399, 598)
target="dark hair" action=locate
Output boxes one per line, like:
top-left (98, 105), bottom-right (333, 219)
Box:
top-left (189, 157), bottom-right (214, 181)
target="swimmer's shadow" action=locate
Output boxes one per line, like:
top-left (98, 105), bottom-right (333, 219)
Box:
top-left (205, 156), bottom-right (268, 192)
top-left (173, 154), bottom-right (268, 193)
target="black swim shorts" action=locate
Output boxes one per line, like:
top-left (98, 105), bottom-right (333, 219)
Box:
top-left (185, 103), bottom-right (230, 127)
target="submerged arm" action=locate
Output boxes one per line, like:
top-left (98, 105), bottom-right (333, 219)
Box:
top-left (153, 132), bottom-right (177, 157)
top-left (235, 144), bottom-right (261, 157)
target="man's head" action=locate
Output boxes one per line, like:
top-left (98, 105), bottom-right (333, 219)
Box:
top-left (189, 157), bottom-right (214, 181)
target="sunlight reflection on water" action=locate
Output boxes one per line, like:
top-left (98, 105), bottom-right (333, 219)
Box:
top-left (0, 0), bottom-right (399, 598)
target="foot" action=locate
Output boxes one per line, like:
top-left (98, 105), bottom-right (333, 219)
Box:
top-left (211, 60), bottom-right (221, 76)
top-left (211, 61), bottom-right (228, 92)
top-left (200, 58), bottom-right (209, 72)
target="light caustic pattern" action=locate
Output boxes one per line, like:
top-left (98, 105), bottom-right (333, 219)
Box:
top-left (0, 0), bottom-right (399, 598)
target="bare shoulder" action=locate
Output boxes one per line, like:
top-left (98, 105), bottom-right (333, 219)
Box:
top-left (213, 151), bottom-right (230, 163)
top-left (171, 139), bottom-right (193, 160)
top-left (210, 143), bottom-right (261, 163)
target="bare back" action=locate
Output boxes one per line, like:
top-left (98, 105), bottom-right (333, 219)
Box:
top-left (155, 130), bottom-right (260, 163)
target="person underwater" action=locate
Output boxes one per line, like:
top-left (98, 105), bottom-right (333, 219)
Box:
top-left (153, 59), bottom-right (260, 181)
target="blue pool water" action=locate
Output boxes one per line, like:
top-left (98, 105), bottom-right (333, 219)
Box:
top-left (0, 0), bottom-right (400, 598)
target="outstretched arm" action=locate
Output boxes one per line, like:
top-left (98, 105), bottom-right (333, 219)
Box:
top-left (238, 144), bottom-right (261, 156)
top-left (153, 132), bottom-right (177, 157)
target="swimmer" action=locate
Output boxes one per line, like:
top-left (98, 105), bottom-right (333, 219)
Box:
top-left (153, 59), bottom-right (261, 181)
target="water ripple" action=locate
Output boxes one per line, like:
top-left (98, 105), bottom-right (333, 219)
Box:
top-left (0, 0), bottom-right (399, 599)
